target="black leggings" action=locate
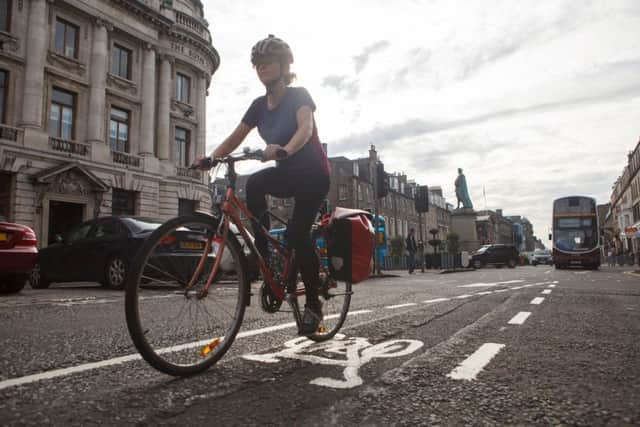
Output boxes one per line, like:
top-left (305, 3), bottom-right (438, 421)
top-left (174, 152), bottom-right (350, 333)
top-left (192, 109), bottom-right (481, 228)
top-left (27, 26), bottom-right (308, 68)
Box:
top-left (246, 167), bottom-right (330, 306)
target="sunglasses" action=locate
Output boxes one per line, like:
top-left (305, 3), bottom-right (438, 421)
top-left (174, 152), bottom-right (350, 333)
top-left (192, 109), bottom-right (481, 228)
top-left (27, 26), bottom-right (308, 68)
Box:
top-left (252, 55), bottom-right (279, 66)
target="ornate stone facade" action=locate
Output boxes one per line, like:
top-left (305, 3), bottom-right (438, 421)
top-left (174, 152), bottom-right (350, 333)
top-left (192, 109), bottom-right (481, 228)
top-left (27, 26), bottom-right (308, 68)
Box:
top-left (0, 0), bottom-right (218, 245)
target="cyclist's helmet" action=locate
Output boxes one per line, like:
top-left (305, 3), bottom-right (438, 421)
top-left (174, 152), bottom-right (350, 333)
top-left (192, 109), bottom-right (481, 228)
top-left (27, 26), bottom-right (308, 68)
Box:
top-left (251, 34), bottom-right (294, 65)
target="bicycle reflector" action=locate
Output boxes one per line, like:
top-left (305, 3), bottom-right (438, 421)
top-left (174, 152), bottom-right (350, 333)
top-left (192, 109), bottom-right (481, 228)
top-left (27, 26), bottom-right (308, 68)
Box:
top-left (200, 337), bottom-right (221, 356)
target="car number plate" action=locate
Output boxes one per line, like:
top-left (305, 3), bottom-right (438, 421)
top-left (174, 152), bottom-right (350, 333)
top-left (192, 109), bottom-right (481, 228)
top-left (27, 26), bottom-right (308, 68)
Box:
top-left (0, 232), bottom-right (7, 242)
top-left (180, 241), bottom-right (204, 250)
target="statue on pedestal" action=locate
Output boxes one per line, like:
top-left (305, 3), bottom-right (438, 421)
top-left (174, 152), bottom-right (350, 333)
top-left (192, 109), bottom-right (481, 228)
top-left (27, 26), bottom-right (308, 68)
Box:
top-left (455, 168), bottom-right (473, 210)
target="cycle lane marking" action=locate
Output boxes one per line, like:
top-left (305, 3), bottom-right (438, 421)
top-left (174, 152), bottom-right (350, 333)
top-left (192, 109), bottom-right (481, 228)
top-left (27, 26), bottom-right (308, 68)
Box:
top-left (0, 309), bottom-right (373, 391)
top-left (243, 334), bottom-right (424, 389)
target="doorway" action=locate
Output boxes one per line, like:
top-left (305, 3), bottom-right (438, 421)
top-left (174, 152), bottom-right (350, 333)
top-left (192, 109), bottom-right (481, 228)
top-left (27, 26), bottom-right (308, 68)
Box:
top-left (48, 201), bottom-right (84, 244)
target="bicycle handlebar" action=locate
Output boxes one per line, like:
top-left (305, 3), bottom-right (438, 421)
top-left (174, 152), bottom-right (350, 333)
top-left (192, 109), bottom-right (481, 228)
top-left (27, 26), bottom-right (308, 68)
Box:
top-left (189, 147), bottom-right (288, 170)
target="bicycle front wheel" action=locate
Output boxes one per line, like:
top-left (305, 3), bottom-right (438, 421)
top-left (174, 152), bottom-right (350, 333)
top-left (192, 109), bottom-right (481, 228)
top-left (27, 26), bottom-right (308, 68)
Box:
top-left (125, 214), bottom-right (249, 376)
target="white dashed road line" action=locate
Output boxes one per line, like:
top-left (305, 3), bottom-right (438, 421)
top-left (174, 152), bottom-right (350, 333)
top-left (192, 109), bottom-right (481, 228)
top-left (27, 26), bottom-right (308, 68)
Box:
top-left (447, 343), bottom-right (505, 381)
top-left (530, 297), bottom-right (545, 305)
top-left (541, 289), bottom-right (552, 295)
top-left (508, 311), bottom-right (531, 325)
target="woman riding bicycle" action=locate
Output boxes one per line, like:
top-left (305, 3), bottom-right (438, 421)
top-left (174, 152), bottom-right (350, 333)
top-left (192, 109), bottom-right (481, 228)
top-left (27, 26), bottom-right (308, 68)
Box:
top-left (197, 35), bottom-right (330, 336)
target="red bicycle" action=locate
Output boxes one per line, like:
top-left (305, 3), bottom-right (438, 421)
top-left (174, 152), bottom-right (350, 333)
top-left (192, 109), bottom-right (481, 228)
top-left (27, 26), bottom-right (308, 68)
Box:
top-left (125, 148), bottom-right (364, 376)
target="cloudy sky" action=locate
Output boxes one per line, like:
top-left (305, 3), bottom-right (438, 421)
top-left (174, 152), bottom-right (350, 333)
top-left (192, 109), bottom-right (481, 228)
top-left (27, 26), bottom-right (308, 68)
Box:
top-left (202, 0), bottom-right (640, 243)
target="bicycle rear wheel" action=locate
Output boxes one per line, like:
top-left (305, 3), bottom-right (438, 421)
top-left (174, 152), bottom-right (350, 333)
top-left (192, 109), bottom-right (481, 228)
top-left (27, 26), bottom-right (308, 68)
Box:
top-left (302, 270), bottom-right (352, 342)
top-left (125, 214), bottom-right (249, 376)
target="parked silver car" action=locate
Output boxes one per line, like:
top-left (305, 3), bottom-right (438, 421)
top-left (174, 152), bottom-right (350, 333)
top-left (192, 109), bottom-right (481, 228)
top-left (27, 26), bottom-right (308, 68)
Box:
top-left (531, 249), bottom-right (552, 266)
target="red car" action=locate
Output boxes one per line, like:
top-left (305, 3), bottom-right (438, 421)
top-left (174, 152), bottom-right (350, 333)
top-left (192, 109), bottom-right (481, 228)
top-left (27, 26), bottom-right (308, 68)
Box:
top-left (0, 217), bottom-right (38, 294)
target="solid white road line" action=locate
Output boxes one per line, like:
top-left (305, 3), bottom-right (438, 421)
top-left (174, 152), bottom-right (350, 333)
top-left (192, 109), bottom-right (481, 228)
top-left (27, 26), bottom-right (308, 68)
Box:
top-left (385, 303), bottom-right (418, 309)
top-left (508, 311), bottom-right (531, 325)
top-left (423, 298), bottom-right (450, 304)
top-left (447, 343), bottom-right (505, 381)
top-left (530, 297), bottom-right (545, 305)
top-left (453, 294), bottom-right (472, 299)
top-left (459, 280), bottom-right (524, 288)
top-left (541, 289), bottom-right (552, 295)
top-left (0, 309), bottom-right (374, 391)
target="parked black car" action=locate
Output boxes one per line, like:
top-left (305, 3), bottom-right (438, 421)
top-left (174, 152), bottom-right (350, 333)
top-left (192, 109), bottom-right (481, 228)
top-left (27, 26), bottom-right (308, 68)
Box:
top-left (471, 244), bottom-right (519, 269)
top-left (30, 216), bottom-right (164, 289)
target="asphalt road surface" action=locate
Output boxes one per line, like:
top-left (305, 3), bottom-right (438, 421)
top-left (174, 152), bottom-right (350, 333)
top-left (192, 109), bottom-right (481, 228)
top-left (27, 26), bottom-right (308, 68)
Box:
top-left (1, 266), bottom-right (639, 426)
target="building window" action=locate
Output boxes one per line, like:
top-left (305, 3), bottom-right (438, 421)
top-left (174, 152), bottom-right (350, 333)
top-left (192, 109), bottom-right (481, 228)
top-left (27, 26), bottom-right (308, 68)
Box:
top-left (55, 18), bottom-right (78, 59)
top-left (176, 73), bottom-right (190, 103)
top-left (111, 44), bottom-right (131, 79)
top-left (0, 70), bottom-right (6, 124)
top-left (49, 88), bottom-right (75, 140)
top-left (0, 172), bottom-right (10, 220)
top-left (0, 0), bottom-right (10, 33)
top-left (112, 189), bottom-right (136, 216)
top-left (339, 184), bottom-right (348, 201)
top-left (178, 199), bottom-right (196, 216)
top-left (358, 184), bottom-right (363, 201)
top-left (174, 127), bottom-right (190, 167)
top-left (109, 108), bottom-right (129, 152)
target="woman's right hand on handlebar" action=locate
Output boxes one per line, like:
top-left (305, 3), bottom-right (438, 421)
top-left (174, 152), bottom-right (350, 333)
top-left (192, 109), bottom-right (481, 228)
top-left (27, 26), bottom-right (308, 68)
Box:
top-left (190, 156), bottom-right (218, 170)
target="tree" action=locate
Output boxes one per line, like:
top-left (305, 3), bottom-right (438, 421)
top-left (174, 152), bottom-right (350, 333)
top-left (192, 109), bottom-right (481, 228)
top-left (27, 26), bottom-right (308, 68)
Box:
top-left (445, 232), bottom-right (460, 254)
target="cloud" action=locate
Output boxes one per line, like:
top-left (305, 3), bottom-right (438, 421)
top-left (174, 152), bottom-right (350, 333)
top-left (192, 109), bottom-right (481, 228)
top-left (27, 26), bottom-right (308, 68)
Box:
top-left (321, 74), bottom-right (360, 98)
top-left (353, 40), bottom-right (391, 73)
top-left (332, 72), bottom-right (640, 152)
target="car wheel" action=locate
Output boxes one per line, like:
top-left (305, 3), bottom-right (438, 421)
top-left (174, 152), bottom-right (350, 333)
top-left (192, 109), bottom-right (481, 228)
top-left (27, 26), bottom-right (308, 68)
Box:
top-left (0, 275), bottom-right (27, 294)
top-left (532, 261), bottom-right (537, 266)
top-left (104, 255), bottom-right (127, 290)
top-left (29, 263), bottom-right (51, 289)
top-left (473, 259), bottom-right (484, 269)
top-left (507, 258), bottom-right (517, 268)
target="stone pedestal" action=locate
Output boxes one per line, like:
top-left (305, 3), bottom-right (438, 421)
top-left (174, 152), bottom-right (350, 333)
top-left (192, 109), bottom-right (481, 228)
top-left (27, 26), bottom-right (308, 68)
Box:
top-left (451, 208), bottom-right (480, 252)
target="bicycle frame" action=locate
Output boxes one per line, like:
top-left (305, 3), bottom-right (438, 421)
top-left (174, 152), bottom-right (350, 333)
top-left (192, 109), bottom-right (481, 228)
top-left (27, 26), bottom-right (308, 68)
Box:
top-left (193, 154), bottom-right (315, 303)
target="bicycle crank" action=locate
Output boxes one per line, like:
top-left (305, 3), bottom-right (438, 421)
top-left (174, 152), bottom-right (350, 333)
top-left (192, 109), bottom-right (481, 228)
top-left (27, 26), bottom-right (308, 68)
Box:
top-left (259, 282), bottom-right (283, 313)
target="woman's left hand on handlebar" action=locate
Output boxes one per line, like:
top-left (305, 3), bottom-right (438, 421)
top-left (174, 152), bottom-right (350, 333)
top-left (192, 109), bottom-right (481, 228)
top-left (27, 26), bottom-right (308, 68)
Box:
top-left (262, 144), bottom-right (288, 162)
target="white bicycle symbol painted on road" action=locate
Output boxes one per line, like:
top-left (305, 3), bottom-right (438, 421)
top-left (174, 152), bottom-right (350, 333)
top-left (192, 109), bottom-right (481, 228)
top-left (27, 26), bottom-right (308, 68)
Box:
top-left (243, 334), bottom-right (424, 389)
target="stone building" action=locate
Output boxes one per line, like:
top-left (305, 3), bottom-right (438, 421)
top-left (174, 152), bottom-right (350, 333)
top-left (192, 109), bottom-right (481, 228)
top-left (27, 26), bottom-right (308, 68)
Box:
top-left (0, 0), bottom-right (218, 245)
top-left (475, 209), bottom-right (514, 246)
top-left (422, 186), bottom-right (451, 253)
top-left (506, 215), bottom-right (535, 252)
top-left (609, 138), bottom-right (640, 256)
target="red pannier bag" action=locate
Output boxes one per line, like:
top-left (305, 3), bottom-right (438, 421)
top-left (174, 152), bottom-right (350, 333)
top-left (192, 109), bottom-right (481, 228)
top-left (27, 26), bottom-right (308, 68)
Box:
top-left (327, 207), bottom-right (375, 283)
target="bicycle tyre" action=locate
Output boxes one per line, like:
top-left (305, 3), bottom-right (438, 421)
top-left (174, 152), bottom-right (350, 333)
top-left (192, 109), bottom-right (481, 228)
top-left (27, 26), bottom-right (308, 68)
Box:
top-left (125, 214), bottom-right (249, 376)
top-left (304, 271), bottom-right (352, 342)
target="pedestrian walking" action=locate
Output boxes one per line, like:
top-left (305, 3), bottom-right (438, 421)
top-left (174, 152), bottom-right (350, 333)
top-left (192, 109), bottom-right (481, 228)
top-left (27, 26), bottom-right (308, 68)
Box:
top-left (406, 228), bottom-right (417, 274)
top-left (607, 248), bottom-right (614, 267)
